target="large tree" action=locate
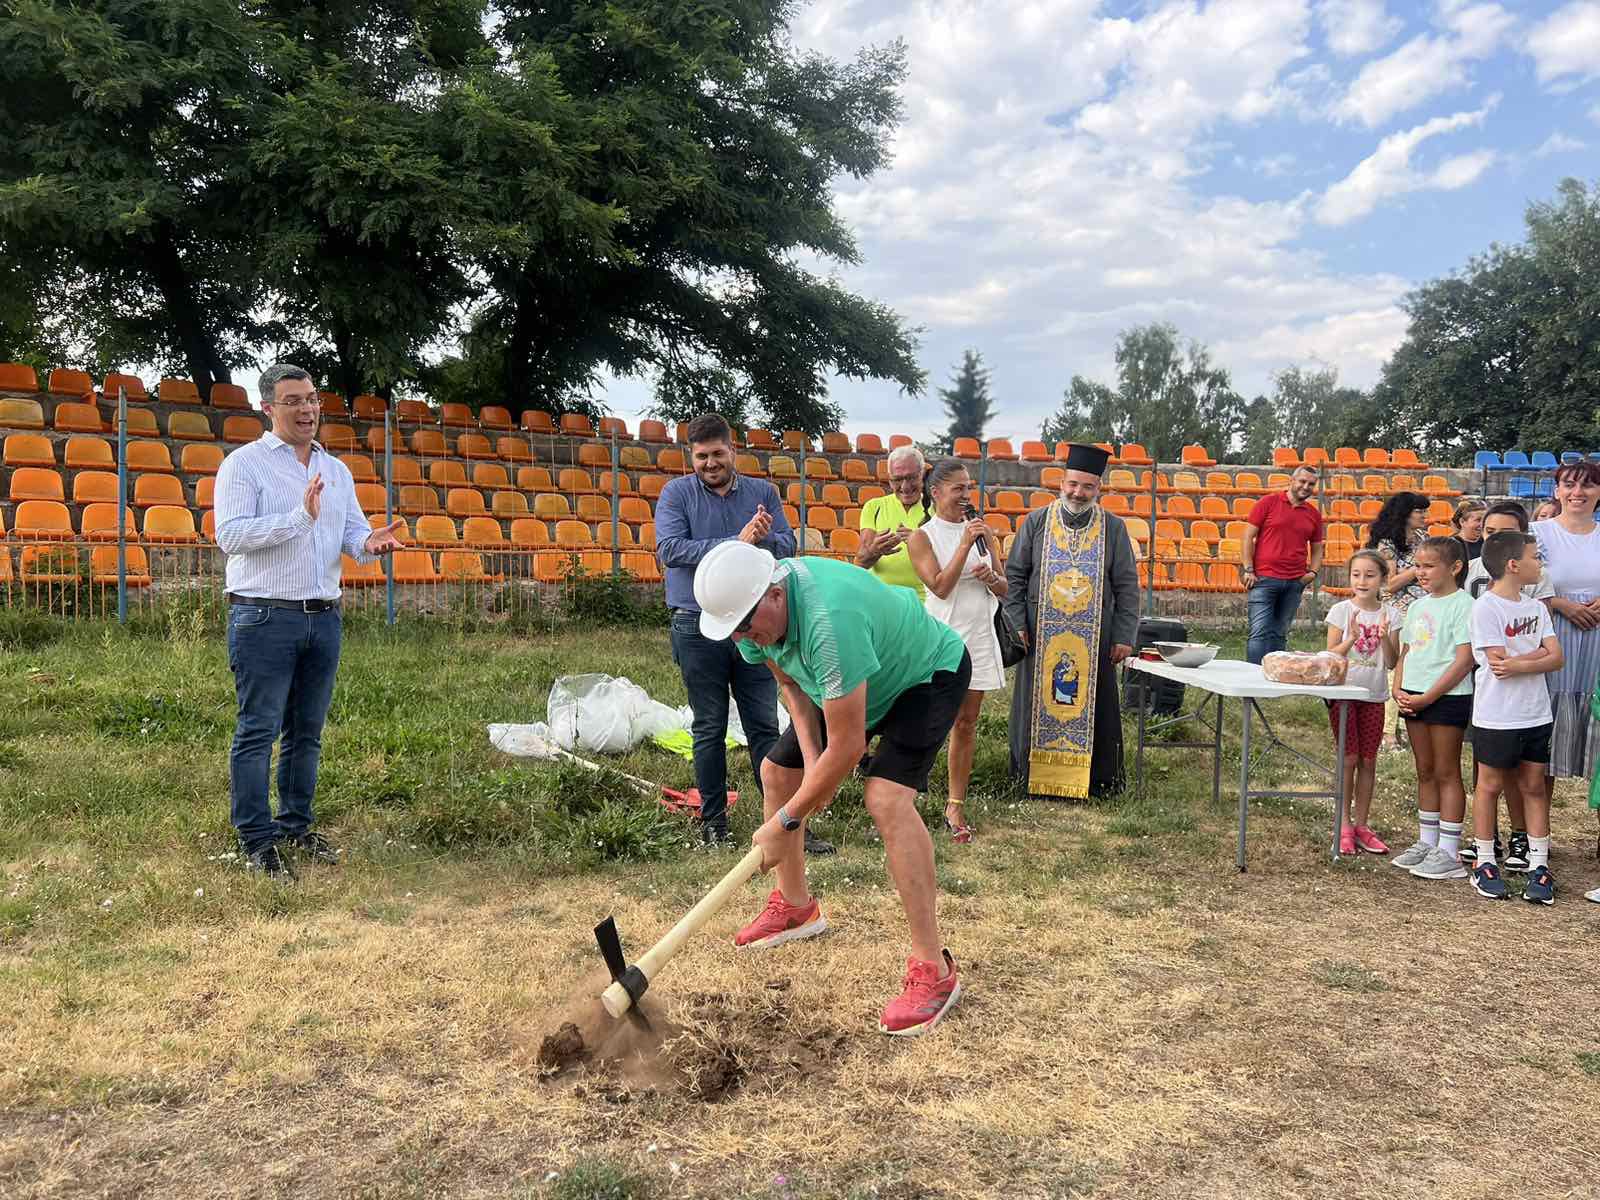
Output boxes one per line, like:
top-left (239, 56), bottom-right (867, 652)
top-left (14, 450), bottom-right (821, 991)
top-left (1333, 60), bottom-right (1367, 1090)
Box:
top-left (1041, 375), bottom-right (1120, 448)
top-left (937, 349), bottom-right (996, 450)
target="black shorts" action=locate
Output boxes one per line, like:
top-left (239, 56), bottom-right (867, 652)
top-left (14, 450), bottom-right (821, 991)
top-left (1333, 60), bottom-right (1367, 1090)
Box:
top-left (1399, 690), bottom-right (1472, 728)
top-left (1471, 722), bottom-right (1553, 770)
top-left (767, 651), bottom-right (973, 792)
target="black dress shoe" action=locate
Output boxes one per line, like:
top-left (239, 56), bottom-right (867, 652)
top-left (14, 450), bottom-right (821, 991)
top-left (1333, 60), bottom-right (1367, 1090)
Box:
top-left (245, 843), bottom-right (293, 877)
top-left (283, 831), bottom-right (342, 865)
top-left (803, 828), bottom-right (835, 855)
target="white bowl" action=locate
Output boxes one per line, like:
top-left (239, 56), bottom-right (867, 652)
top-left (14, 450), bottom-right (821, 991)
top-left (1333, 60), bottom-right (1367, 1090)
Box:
top-left (1151, 641), bottom-right (1220, 668)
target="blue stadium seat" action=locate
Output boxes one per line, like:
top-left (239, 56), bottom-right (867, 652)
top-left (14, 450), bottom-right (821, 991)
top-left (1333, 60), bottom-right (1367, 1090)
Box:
top-left (1562, 451), bottom-right (1585, 465)
top-left (1508, 476), bottom-right (1535, 498)
top-left (1495, 450), bottom-right (1529, 472)
top-left (1530, 451), bottom-right (1558, 470)
top-left (1535, 477), bottom-right (1555, 498)
top-left (1474, 451), bottom-right (1502, 471)
top-left (1590, 452), bottom-right (1600, 463)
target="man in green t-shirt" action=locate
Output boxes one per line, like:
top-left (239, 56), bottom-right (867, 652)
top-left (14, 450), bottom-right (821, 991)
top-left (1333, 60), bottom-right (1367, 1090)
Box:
top-left (693, 540), bottom-right (972, 1036)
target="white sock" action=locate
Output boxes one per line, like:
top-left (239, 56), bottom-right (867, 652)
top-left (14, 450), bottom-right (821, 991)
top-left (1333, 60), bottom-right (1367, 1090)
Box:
top-left (1419, 810), bottom-right (1440, 847)
top-left (1475, 838), bottom-right (1497, 867)
top-left (1438, 820), bottom-right (1463, 859)
top-left (1529, 835), bottom-right (1551, 870)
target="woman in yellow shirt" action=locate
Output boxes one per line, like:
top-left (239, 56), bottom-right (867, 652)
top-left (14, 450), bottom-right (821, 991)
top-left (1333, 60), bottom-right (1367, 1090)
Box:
top-left (856, 446), bottom-right (929, 595)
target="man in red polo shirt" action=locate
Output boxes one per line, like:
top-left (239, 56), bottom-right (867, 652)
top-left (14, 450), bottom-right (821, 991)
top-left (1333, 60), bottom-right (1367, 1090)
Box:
top-left (1241, 465), bottom-right (1324, 663)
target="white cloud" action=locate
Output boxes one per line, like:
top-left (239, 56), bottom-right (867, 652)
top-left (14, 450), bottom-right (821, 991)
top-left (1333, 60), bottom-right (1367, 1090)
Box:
top-left (1534, 131), bottom-right (1588, 157)
top-left (1334, 2), bottom-right (1514, 127)
top-left (1316, 0), bottom-right (1403, 56)
top-left (1318, 102), bottom-right (1497, 225)
top-left (1526, 1), bottom-right (1600, 87)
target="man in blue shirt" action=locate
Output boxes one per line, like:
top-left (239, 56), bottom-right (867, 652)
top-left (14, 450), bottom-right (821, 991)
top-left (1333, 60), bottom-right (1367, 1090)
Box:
top-left (655, 414), bottom-right (828, 852)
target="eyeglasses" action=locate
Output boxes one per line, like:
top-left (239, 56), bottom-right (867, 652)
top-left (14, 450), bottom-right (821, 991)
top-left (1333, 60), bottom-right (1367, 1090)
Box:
top-left (271, 396), bottom-right (322, 409)
top-left (890, 474), bottom-right (921, 485)
top-left (732, 599), bottom-right (762, 634)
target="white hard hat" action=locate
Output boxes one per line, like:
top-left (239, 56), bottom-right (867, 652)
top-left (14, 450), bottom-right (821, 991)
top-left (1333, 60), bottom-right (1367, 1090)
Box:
top-left (694, 540), bottom-right (778, 640)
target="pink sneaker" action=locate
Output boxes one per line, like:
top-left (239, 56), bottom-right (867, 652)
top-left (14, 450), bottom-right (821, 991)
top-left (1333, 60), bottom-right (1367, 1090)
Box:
top-left (1353, 826), bottom-right (1390, 854)
top-left (1339, 827), bottom-right (1357, 856)
top-left (734, 888), bottom-right (827, 949)
top-left (879, 949), bottom-right (962, 1036)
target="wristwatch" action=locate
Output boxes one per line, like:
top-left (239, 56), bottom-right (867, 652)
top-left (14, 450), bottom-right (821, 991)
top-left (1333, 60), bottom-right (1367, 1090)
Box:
top-left (775, 805), bottom-right (801, 832)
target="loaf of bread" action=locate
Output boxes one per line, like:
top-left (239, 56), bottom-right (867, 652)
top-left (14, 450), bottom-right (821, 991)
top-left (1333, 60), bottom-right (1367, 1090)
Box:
top-left (1262, 651), bottom-right (1349, 686)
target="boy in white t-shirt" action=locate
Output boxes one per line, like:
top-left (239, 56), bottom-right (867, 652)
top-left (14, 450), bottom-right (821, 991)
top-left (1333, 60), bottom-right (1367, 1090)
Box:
top-left (1468, 531), bottom-right (1564, 903)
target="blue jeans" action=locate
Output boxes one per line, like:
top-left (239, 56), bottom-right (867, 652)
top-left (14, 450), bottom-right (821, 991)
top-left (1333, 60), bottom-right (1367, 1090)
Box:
top-left (226, 605), bottom-right (343, 852)
top-left (1246, 577), bottom-right (1306, 664)
top-left (669, 610), bottom-right (780, 834)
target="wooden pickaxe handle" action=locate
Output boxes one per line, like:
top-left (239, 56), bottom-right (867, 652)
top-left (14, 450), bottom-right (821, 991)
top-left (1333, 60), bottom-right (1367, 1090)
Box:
top-left (601, 845), bottom-right (766, 1018)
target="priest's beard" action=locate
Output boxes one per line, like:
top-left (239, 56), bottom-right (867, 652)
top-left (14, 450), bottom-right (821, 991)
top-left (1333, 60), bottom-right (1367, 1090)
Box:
top-left (1062, 498), bottom-right (1094, 515)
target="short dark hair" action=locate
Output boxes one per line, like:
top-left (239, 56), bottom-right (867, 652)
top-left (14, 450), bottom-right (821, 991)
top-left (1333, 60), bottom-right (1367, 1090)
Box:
top-left (259, 363), bottom-right (312, 406)
top-left (1554, 460), bottom-right (1600, 488)
top-left (1483, 500), bottom-right (1530, 532)
top-left (1291, 465), bottom-right (1319, 479)
top-left (1482, 530), bottom-right (1535, 580)
top-left (685, 413), bottom-right (733, 447)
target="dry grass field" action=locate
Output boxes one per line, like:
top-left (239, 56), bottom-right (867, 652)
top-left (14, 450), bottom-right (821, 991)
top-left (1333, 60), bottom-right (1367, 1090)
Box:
top-left (2, 608), bottom-right (1599, 1199)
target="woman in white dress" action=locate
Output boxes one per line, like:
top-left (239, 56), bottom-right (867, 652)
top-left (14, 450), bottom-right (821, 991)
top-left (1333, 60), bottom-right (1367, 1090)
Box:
top-left (906, 459), bottom-right (1008, 843)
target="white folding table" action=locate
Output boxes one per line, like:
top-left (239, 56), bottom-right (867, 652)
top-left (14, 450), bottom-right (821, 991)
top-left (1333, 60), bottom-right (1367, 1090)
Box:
top-left (1124, 658), bottom-right (1370, 870)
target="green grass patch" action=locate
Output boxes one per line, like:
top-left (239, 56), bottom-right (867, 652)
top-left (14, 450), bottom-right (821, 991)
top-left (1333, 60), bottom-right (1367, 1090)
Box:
top-left (1312, 959), bottom-right (1388, 993)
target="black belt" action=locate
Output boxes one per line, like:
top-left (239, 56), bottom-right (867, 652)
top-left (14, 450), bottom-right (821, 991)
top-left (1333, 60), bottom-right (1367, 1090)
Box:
top-left (227, 594), bottom-right (340, 613)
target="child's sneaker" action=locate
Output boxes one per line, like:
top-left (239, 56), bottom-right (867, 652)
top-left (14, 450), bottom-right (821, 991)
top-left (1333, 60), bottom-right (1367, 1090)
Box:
top-left (879, 949), bottom-right (961, 1036)
top-left (1409, 847), bottom-right (1468, 880)
top-left (1390, 840), bottom-right (1432, 869)
top-left (1523, 864), bottom-right (1556, 906)
top-left (1338, 827), bottom-right (1357, 856)
top-left (1584, 885), bottom-right (1600, 904)
top-left (1472, 862), bottom-right (1507, 899)
top-left (1459, 842), bottom-right (1476, 867)
top-left (1503, 832), bottom-right (1530, 873)
top-left (1353, 826), bottom-right (1389, 854)
top-left (734, 889), bottom-right (828, 948)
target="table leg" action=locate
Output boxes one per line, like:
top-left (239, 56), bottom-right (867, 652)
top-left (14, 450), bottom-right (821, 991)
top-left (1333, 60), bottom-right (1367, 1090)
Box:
top-left (1331, 701), bottom-right (1349, 861)
top-left (1237, 697), bottom-right (1251, 873)
top-left (1135, 674), bottom-right (1149, 802)
top-left (1211, 692), bottom-right (1223, 809)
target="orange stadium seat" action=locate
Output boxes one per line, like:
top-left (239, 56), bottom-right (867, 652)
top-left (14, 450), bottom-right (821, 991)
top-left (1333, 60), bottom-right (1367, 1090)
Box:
top-left (439, 550), bottom-right (492, 581)
top-left (1166, 495), bottom-right (1197, 518)
top-left (221, 415), bottom-right (262, 444)
top-left (71, 471), bottom-right (118, 506)
top-left (354, 483), bottom-right (388, 513)
top-left (48, 368), bottom-right (94, 397)
top-left (142, 505), bottom-right (199, 543)
top-left (89, 545), bottom-right (151, 586)
top-left (341, 454), bottom-right (378, 484)
top-left (856, 433), bottom-right (885, 455)
top-left (390, 550), bottom-right (439, 584)
top-left (561, 413), bottom-right (595, 437)
top-left (455, 433), bottom-right (495, 460)
top-left (597, 470), bottom-right (634, 496)
top-left (782, 430), bottom-right (814, 453)
top-left (409, 429), bottom-right (448, 457)
top-left (415, 515), bottom-right (459, 547)
top-left (428, 460), bottom-right (467, 488)
top-left (396, 399), bottom-right (434, 425)
top-left (133, 474), bottom-right (185, 508)
top-left (768, 455), bottom-right (798, 479)
top-left (1180, 445), bottom-right (1216, 468)
top-left (1272, 448), bottom-right (1300, 470)
top-left (463, 517), bottom-right (506, 549)
top-left (157, 378), bottom-right (200, 405)
top-left (735, 453), bottom-right (765, 478)
top-left (14, 500), bottom-right (72, 539)
top-left (9, 467), bottom-right (64, 502)
top-left (1334, 447), bottom-right (1362, 468)
top-left (1101, 494), bottom-right (1130, 516)
top-left (577, 443), bottom-right (610, 469)
top-left (598, 416), bottom-right (629, 439)
top-left (168, 411), bottom-right (215, 441)
top-left (555, 519), bottom-right (594, 548)
top-left (69, 438), bottom-right (115, 471)
top-left (1362, 448), bottom-right (1390, 469)
top-left (1302, 448), bottom-right (1330, 468)
top-left (180, 444), bottom-right (224, 476)
top-left (747, 429), bottom-right (778, 450)
top-left (100, 372), bottom-right (147, 402)
top-left (952, 437), bottom-right (980, 459)
top-left (639, 419), bottom-right (670, 444)
top-left (1117, 443), bottom-right (1153, 466)
top-left (439, 403), bottom-right (475, 429)
top-left (477, 405), bottom-right (512, 432)
top-left (621, 551), bottom-right (661, 582)
top-left (576, 495), bottom-right (612, 522)
top-left (3, 434), bottom-right (53, 467)
top-left (558, 468), bottom-right (596, 495)
top-left (353, 394), bottom-right (386, 421)
top-left (497, 436), bottom-right (533, 463)
top-left (518, 466), bottom-right (554, 492)
top-left (447, 488), bottom-right (487, 518)
top-left (619, 446), bottom-right (653, 472)
top-left (841, 459), bottom-right (870, 482)
top-left (619, 497), bottom-right (652, 525)
top-left (533, 493), bottom-right (572, 519)
top-left (472, 463), bottom-right (512, 491)
top-left (492, 491), bottom-right (531, 519)
top-left (636, 476), bottom-right (665, 502)
top-left (210, 383), bottom-right (250, 410)
top-left (53, 401), bottom-right (104, 433)
top-left (0, 363), bottom-right (40, 393)
top-left (315, 392), bottom-right (347, 417)
top-left (821, 432), bottom-right (850, 455)
top-left (18, 543), bottom-right (80, 582)
top-left (521, 410), bottom-right (556, 433)
top-left (984, 438), bottom-right (1017, 461)
top-left (193, 477), bottom-right (215, 509)
top-left (657, 448), bottom-right (688, 473)
top-left (511, 518), bottom-right (551, 547)
top-left (0, 399), bottom-right (44, 430)
top-left (1019, 440), bottom-right (1050, 463)
top-left (802, 457), bottom-right (836, 481)
top-left (388, 456), bottom-right (423, 485)
top-left (398, 485), bottom-right (441, 516)
top-left (594, 521), bottom-right (635, 550)
top-left (341, 555), bottom-right (385, 587)
top-left (1392, 448), bottom-right (1428, 470)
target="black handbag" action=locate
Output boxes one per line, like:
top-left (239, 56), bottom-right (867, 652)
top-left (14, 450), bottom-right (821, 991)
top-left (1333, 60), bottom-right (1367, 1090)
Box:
top-left (993, 604), bottom-right (1027, 669)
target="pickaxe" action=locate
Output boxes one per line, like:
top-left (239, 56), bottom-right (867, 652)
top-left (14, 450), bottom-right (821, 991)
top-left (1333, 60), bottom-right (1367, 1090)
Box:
top-left (593, 845), bottom-right (765, 1018)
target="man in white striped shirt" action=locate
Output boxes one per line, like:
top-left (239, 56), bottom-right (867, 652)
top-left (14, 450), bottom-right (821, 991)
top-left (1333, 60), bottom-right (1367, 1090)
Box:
top-left (215, 364), bottom-right (404, 876)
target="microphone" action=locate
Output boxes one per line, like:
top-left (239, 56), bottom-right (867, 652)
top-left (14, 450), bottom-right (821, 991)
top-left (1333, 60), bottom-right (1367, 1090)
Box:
top-left (962, 502), bottom-right (990, 558)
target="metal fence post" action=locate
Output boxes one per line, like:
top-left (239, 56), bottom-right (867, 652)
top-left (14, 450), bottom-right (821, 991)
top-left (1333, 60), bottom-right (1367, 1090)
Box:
top-left (977, 445), bottom-right (987, 512)
top-left (115, 386), bottom-right (128, 623)
top-left (610, 430), bottom-right (620, 578)
top-left (798, 440), bottom-right (808, 553)
top-left (1143, 459), bottom-right (1157, 616)
top-left (385, 408), bottom-right (396, 626)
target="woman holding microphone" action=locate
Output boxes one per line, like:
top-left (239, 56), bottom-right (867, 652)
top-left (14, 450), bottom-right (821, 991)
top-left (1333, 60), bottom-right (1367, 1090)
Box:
top-left (907, 459), bottom-right (1009, 843)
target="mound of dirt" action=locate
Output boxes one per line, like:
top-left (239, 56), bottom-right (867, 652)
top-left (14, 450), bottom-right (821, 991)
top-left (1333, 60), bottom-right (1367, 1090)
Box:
top-left (536, 1022), bottom-right (585, 1073)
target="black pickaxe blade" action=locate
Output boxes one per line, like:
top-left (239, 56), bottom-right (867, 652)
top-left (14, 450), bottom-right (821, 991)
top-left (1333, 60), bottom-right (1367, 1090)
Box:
top-left (593, 916), bottom-right (651, 1021)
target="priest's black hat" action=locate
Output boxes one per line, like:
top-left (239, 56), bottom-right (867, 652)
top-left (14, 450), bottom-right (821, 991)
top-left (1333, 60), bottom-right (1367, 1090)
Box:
top-left (1062, 443), bottom-right (1112, 476)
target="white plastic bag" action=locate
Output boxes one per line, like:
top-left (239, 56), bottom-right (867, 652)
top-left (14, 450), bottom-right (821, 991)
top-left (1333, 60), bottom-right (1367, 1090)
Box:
top-left (545, 674), bottom-right (691, 754)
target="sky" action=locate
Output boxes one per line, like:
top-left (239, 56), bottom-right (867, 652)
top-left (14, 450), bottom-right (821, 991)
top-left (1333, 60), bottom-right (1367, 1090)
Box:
top-left (600, 0), bottom-right (1600, 445)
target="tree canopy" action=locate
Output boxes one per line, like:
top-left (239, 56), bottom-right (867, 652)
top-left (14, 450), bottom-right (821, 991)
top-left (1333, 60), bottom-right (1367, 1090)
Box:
top-left (0, 0), bottom-right (924, 429)
top-left (936, 350), bottom-right (996, 450)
